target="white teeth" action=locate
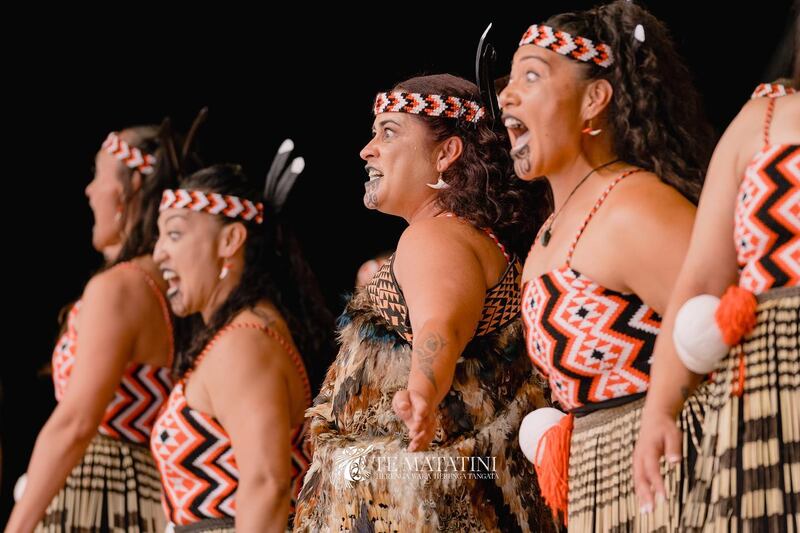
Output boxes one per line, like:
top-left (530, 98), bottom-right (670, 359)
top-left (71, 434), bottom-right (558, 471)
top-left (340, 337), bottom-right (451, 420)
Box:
top-left (514, 130), bottom-right (532, 150)
top-left (504, 117), bottom-right (524, 129)
top-left (162, 270), bottom-right (177, 281)
top-left (166, 287), bottom-right (179, 298)
top-left (368, 170), bottom-right (384, 181)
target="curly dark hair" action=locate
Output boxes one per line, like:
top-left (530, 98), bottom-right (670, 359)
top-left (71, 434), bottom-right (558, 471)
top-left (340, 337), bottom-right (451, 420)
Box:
top-left (543, 0), bottom-right (715, 203)
top-left (175, 164), bottom-right (335, 394)
top-left (393, 74), bottom-right (552, 258)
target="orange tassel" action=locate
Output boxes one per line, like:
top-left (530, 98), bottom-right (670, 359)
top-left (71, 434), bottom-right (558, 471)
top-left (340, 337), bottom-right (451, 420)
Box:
top-left (715, 285), bottom-right (757, 346)
top-left (731, 352), bottom-right (746, 397)
top-left (534, 413), bottom-right (574, 525)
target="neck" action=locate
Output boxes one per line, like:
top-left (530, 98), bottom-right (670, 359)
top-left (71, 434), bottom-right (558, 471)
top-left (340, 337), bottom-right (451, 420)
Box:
top-left (103, 243), bottom-right (122, 263)
top-left (201, 273), bottom-right (239, 324)
top-left (405, 194), bottom-right (445, 225)
top-left (548, 143), bottom-right (620, 212)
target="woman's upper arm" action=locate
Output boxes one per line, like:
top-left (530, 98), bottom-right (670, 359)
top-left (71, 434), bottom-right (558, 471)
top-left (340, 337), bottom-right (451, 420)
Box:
top-left (674, 104), bottom-right (757, 295)
top-left (205, 331), bottom-right (292, 482)
top-left (393, 221), bottom-right (486, 343)
top-left (56, 270), bottom-right (140, 428)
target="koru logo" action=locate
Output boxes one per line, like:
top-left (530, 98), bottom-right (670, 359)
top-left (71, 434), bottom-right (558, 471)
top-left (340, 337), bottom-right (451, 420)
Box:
top-left (332, 445), bottom-right (374, 488)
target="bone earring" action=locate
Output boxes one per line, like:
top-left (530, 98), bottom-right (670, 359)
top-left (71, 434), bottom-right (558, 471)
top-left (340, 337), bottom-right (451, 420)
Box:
top-left (581, 119), bottom-right (602, 136)
top-left (426, 173), bottom-right (450, 190)
top-left (219, 261), bottom-right (233, 280)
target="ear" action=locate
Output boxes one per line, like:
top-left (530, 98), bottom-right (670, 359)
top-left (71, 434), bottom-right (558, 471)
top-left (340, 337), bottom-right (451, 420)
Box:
top-left (434, 135), bottom-right (464, 173)
top-left (130, 170), bottom-right (144, 194)
top-left (217, 221), bottom-right (248, 260)
top-left (582, 78), bottom-right (614, 121)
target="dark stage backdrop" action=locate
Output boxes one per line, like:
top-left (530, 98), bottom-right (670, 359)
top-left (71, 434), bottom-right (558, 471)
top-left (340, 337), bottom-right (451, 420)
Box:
top-left (2, 1), bottom-right (795, 521)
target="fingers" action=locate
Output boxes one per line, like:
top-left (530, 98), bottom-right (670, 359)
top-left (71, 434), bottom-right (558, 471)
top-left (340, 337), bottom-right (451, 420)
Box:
top-left (633, 446), bottom-right (656, 514)
top-left (633, 423), bottom-right (683, 515)
top-left (395, 389), bottom-right (437, 451)
top-left (663, 425), bottom-right (683, 467)
top-left (410, 393), bottom-right (430, 425)
top-left (392, 390), bottom-right (413, 424)
top-left (407, 418), bottom-right (436, 451)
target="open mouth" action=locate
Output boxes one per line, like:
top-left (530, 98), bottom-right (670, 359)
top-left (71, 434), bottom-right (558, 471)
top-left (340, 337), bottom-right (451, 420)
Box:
top-left (503, 115), bottom-right (531, 154)
top-left (366, 167), bottom-right (384, 185)
top-left (161, 269), bottom-right (180, 299)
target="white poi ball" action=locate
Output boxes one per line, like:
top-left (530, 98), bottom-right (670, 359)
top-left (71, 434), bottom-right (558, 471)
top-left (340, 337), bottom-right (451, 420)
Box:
top-left (673, 294), bottom-right (728, 374)
top-left (14, 473), bottom-right (27, 502)
top-left (519, 408), bottom-right (567, 465)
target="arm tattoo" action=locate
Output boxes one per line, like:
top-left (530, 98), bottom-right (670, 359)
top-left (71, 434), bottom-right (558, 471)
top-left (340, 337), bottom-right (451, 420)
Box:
top-left (413, 332), bottom-right (447, 393)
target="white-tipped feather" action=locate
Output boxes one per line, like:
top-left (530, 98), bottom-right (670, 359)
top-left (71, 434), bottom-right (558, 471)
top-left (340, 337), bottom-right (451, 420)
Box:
top-left (264, 140), bottom-right (305, 212)
top-left (291, 157), bottom-right (305, 173)
top-left (278, 138), bottom-right (294, 153)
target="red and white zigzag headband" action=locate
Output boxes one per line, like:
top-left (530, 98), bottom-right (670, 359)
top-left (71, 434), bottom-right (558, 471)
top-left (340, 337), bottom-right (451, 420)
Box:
top-left (373, 92), bottom-right (486, 123)
top-left (102, 132), bottom-right (157, 175)
top-left (159, 189), bottom-right (264, 224)
top-left (519, 24), bottom-right (614, 68)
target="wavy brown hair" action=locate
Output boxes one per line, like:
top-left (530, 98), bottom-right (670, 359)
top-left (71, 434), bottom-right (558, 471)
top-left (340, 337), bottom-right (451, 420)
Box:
top-left (393, 74), bottom-right (552, 258)
top-left (544, 0), bottom-right (715, 203)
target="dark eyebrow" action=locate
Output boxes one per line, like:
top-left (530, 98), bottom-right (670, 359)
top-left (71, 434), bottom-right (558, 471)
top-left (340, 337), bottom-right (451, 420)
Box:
top-left (164, 213), bottom-right (188, 224)
top-left (517, 55), bottom-right (550, 68)
top-left (377, 119), bottom-right (401, 128)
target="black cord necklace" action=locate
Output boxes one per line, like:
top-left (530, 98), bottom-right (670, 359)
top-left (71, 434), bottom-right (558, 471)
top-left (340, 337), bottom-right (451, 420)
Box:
top-left (540, 158), bottom-right (620, 247)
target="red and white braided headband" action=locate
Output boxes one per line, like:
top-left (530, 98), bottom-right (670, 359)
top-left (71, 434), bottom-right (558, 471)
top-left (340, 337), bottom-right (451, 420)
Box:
top-left (373, 92), bottom-right (486, 123)
top-left (102, 132), bottom-right (157, 175)
top-left (159, 189), bottom-right (264, 224)
top-left (519, 24), bottom-right (614, 68)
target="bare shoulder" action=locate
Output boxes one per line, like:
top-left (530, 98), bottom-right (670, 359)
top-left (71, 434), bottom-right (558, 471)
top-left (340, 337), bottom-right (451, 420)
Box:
top-left (397, 216), bottom-right (473, 253)
top-left (82, 264), bottom-right (154, 320)
top-left (201, 324), bottom-right (277, 378)
top-left (394, 215), bottom-right (486, 288)
top-left (727, 96), bottom-right (772, 142)
top-left (604, 171), bottom-right (694, 223)
top-left (202, 307), bottom-right (296, 374)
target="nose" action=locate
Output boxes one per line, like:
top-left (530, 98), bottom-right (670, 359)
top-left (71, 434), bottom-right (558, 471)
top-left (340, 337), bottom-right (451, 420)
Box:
top-left (359, 137), bottom-right (378, 161)
top-left (498, 82), bottom-right (519, 110)
top-left (153, 236), bottom-right (167, 265)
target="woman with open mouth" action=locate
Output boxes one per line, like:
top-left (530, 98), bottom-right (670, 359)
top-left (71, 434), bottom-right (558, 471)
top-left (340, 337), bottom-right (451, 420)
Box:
top-left (293, 73), bottom-right (555, 532)
top-left (499, 1), bottom-right (716, 530)
top-left (150, 156), bottom-right (334, 533)
top-left (6, 124), bottom-right (187, 533)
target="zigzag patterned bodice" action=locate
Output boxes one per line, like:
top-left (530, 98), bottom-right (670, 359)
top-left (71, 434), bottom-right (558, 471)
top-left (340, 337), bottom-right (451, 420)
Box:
top-left (735, 84), bottom-right (799, 294)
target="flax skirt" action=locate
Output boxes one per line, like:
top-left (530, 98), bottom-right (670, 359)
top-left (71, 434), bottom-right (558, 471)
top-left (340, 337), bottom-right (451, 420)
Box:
top-left (682, 285), bottom-right (799, 532)
top-left (36, 433), bottom-right (166, 533)
top-left (568, 390), bottom-right (707, 532)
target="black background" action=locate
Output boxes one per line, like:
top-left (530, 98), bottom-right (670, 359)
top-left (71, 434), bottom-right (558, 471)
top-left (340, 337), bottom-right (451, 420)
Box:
top-left (2, 2), bottom-right (795, 522)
